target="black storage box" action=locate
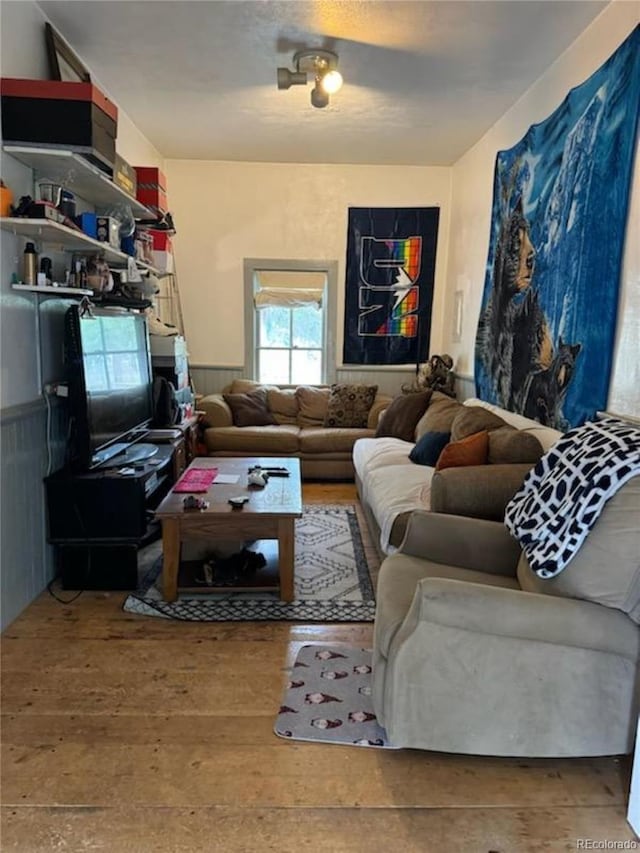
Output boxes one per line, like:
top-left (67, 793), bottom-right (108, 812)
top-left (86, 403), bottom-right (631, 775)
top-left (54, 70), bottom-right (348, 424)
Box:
top-left (1, 78), bottom-right (118, 174)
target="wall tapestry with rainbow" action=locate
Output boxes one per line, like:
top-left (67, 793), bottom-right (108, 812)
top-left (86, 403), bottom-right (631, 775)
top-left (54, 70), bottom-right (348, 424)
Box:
top-left (343, 207), bottom-right (440, 365)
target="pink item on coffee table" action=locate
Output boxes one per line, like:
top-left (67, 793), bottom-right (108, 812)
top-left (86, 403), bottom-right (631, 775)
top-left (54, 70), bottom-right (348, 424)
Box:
top-left (172, 467), bottom-right (218, 493)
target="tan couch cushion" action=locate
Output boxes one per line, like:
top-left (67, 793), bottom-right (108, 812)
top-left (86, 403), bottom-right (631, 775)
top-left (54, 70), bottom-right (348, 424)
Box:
top-left (296, 386), bottom-right (330, 426)
top-left (451, 406), bottom-right (508, 441)
top-left (415, 392), bottom-right (463, 440)
top-left (204, 425), bottom-right (300, 453)
top-left (299, 426), bottom-right (374, 454)
top-left (267, 388), bottom-right (299, 425)
top-left (488, 426), bottom-right (543, 465)
top-left (517, 476), bottom-right (640, 622)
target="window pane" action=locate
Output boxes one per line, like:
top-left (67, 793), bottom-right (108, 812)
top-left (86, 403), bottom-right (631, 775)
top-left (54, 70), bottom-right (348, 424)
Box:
top-left (292, 304), bottom-right (322, 348)
top-left (259, 307), bottom-right (290, 347)
top-left (259, 349), bottom-right (290, 384)
top-left (291, 349), bottom-right (322, 385)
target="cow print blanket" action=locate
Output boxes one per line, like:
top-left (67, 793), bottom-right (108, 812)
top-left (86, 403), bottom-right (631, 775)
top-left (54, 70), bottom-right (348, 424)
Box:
top-left (505, 417), bottom-right (640, 578)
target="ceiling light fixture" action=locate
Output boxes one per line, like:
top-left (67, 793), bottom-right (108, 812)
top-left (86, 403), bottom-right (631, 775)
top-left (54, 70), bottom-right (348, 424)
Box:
top-left (277, 48), bottom-right (343, 109)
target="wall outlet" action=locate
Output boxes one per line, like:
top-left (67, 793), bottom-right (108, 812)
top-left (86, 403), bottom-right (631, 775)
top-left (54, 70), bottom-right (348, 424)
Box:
top-left (43, 383), bottom-right (68, 397)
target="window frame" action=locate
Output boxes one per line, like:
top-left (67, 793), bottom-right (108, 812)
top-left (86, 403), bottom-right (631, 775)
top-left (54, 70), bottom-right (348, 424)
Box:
top-left (243, 258), bottom-right (337, 385)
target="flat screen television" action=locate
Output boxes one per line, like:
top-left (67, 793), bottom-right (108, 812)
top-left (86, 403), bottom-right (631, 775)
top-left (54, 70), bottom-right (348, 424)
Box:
top-left (65, 304), bottom-right (155, 470)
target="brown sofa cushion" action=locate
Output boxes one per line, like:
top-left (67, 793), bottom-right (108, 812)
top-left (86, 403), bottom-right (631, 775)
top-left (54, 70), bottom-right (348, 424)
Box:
top-left (267, 388), bottom-right (299, 425)
top-left (488, 426), bottom-right (543, 465)
top-left (375, 391), bottom-right (432, 442)
top-left (222, 388), bottom-right (276, 427)
top-left (435, 430), bottom-right (489, 471)
top-left (415, 392), bottom-right (463, 440)
top-left (296, 386), bottom-right (330, 427)
top-left (450, 406), bottom-right (508, 442)
top-left (324, 383), bottom-right (378, 428)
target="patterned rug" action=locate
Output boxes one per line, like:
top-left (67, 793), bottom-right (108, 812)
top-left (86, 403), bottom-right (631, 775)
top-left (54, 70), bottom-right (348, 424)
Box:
top-left (123, 505), bottom-right (376, 622)
top-left (274, 644), bottom-right (395, 748)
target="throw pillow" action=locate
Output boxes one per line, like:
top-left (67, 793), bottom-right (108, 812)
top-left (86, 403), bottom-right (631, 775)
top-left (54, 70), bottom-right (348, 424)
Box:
top-left (415, 391), bottom-right (463, 440)
top-left (222, 388), bottom-right (276, 427)
top-left (409, 431), bottom-right (451, 466)
top-left (488, 426), bottom-right (543, 465)
top-left (267, 388), bottom-right (299, 425)
top-left (296, 386), bottom-right (331, 426)
top-left (324, 383), bottom-right (379, 428)
top-left (450, 406), bottom-right (508, 442)
top-left (435, 430), bottom-right (489, 471)
top-left (375, 390), bottom-right (433, 442)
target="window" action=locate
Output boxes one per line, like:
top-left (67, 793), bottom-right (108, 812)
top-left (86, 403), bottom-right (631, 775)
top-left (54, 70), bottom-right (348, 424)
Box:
top-left (244, 260), bottom-right (337, 385)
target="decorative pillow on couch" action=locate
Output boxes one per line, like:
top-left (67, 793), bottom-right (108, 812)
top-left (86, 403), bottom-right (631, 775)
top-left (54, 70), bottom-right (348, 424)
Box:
top-left (450, 406), bottom-right (508, 442)
top-left (222, 388), bottom-right (276, 427)
top-left (488, 426), bottom-right (543, 465)
top-left (409, 431), bottom-right (451, 466)
top-left (415, 391), bottom-right (462, 440)
top-left (435, 429), bottom-right (489, 471)
top-left (324, 383), bottom-right (378, 428)
top-left (375, 390), bottom-right (432, 442)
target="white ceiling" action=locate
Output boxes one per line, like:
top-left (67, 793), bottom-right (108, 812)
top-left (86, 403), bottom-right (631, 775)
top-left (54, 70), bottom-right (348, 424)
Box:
top-left (38, 0), bottom-right (608, 166)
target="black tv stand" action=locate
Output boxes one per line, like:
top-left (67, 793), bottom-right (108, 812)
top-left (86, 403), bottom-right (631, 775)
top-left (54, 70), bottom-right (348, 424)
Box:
top-left (106, 442), bottom-right (159, 467)
top-left (44, 442), bottom-right (179, 590)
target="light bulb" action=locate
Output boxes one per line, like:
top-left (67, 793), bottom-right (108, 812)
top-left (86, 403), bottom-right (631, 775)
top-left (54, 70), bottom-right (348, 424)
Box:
top-left (320, 69), bottom-right (343, 95)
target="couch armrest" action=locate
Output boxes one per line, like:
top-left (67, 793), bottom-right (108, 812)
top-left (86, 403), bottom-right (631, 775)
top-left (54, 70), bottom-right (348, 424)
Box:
top-left (368, 395), bottom-right (393, 429)
top-left (400, 511), bottom-right (521, 575)
top-left (412, 577), bottom-right (639, 660)
top-left (430, 463), bottom-right (532, 520)
top-left (198, 393), bottom-right (233, 428)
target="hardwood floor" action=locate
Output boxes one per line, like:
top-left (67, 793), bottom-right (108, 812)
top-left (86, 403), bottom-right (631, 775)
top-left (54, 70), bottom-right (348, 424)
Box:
top-left (1, 483), bottom-right (634, 851)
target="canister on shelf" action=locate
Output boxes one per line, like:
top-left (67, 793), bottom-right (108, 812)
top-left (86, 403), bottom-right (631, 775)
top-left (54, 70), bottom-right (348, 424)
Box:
top-left (23, 241), bottom-right (38, 286)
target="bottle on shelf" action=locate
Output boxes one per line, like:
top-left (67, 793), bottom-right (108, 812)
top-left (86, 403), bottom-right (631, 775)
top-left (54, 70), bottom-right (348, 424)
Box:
top-left (22, 241), bottom-right (38, 285)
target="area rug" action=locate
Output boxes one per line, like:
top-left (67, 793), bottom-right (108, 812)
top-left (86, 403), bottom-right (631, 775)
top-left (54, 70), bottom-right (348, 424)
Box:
top-left (274, 644), bottom-right (395, 749)
top-left (123, 505), bottom-right (376, 622)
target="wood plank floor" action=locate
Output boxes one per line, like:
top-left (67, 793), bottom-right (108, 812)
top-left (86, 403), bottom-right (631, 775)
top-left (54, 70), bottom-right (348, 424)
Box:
top-left (1, 483), bottom-right (635, 852)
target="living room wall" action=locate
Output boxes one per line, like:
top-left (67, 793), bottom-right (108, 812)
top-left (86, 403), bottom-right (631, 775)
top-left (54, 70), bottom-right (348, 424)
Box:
top-left (165, 159), bottom-right (452, 388)
top-left (0, 0), bottom-right (165, 630)
top-left (442, 2), bottom-right (639, 418)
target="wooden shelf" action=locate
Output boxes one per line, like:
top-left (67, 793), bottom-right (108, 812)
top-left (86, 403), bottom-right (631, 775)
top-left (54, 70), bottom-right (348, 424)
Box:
top-left (3, 145), bottom-right (151, 217)
top-left (0, 218), bottom-right (161, 275)
top-left (12, 283), bottom-right (93, 296)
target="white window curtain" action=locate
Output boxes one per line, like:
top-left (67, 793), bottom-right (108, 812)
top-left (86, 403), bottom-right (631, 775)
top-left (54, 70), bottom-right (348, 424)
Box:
top-left (254, 287), bottom-right (324, 309)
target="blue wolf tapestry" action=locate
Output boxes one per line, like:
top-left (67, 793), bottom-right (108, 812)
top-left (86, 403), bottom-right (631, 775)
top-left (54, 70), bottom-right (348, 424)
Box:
top-left (475, 25), bottom-right (640, 430)
top-left (343, 207), bottom-right (439, 365)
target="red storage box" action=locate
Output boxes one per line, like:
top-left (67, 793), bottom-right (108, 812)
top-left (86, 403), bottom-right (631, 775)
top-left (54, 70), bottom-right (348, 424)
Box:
top-left (134, 166), bottom-right (168, 216)
top-left (1, 78), bottom-right (117, 174)
top-left (149, 229), bottom-right (172, 252)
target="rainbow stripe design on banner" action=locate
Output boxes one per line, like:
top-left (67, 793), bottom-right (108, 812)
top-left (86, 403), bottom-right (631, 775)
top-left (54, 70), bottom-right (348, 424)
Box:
top-left (385, 236), bottom-right (421, 283)
top-left (376, 288), bottom-right (418, 335)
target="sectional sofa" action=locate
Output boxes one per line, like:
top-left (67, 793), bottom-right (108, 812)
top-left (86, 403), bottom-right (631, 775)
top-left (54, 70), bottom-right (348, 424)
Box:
top-left (198, 380), bottom-right (392, 479)
top-left (354, 394), bottom-right (563, 557)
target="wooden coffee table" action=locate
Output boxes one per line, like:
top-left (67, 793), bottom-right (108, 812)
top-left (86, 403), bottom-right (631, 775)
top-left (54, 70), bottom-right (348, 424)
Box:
top-left (154, 457), bottom-right (303, 602)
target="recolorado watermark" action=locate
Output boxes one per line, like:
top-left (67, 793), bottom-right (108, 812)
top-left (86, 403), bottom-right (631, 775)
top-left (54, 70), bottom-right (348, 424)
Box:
top-left (576, 841), bottom-right (639, 850)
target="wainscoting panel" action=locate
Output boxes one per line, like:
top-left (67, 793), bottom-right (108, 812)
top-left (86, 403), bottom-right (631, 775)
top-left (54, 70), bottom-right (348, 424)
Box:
top-left (190, 365), bottom-right (245, 397)
top-left (0, 399), bottom-right (67, 630)
top-left (190, 365), bottom-right (476, 402)
top-left (335, 368), bottom-right (414, 396)
top-left (455, 374), bottom-right (476, 401)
